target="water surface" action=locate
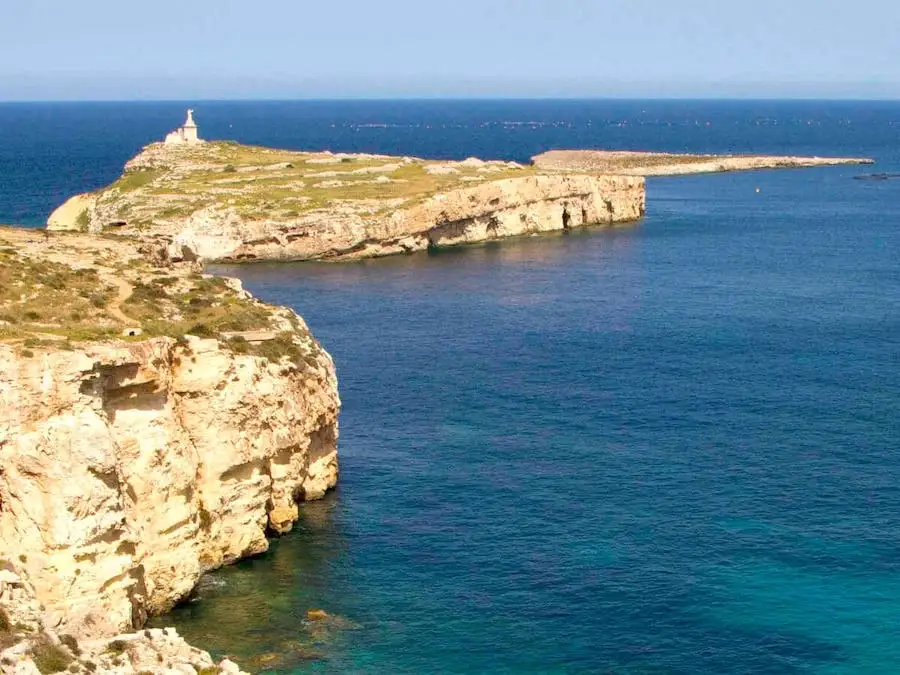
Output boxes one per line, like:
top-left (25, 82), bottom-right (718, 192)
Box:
top-left (3, 100), bottom-right (899, 673)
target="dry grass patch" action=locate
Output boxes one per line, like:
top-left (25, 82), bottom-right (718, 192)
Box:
top-left (0, 247), bottom-right (117, 340)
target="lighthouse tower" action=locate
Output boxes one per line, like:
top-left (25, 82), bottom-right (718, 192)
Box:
top-left (164, 109), bottom-right (203, 145)
top-left (182, 109), bottom-right (199, 143)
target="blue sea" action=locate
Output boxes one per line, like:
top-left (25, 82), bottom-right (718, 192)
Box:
top-left (2, 100), bottom-right (899, 673)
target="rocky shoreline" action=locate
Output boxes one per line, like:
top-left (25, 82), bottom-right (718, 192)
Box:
top-left (532, 149), bottom-right (874, 176)
top-left (45, 140), bottom-right (873, 267)
top-left (0, 229), bottom-right (339, 673)
top-left (3, 131), bottom-right (877, 672)
top-left (46, 141), bottom-right (646, 263)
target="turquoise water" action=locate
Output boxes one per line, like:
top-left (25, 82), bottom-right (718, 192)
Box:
top-left (3, 101), bottom-right (900, 672)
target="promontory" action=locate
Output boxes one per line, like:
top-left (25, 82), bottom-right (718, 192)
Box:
top-left (0, 227), bottom-right (338, 673)
top-left (46, 128), bottom-right (871, 265)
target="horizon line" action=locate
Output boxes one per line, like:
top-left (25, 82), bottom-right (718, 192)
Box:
top-left (3, 95), bottom-right (900, 104)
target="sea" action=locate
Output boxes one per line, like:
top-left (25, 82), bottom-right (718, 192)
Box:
top-left (1, 100), bottom-right (899, 674)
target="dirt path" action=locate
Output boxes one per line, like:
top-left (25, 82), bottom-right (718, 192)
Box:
top-left (105, 276), bottom-right (139, 327)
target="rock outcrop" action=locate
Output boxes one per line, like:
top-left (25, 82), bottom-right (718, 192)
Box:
top-left (167, 173), bottom-right (645, 263)
top-left (0, 228), bottom-right (340, 669)
top-left (1, 334), bottom-right (338, 639)
top-left (46, 142), bottom-right (646, 263)
top-left (1, 563), bottom-right (247, 675)
top-left (532, 149), bottom-right (875, 176)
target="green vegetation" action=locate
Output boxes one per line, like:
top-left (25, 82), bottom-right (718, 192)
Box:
top-left (225, 331), bottom-right (322, 369)
top-left (125, 274), bottom-right (275, 340)
top-left (76, 209), bottom-right (90, 230)
top-left (30, 634), bottom-right (74, 674)
top-left (0, 247), bottom-right (117, 341)
top-left (105, 639), bottom-right (129, 656)
top-left (0, 234), bottom-right (319, 365)
top-left (93, 140), bottom-right (537, 227)
top-left (110, 169), bottom-right (161, 193)
top-left (59, 634), bottom-right (81, 656)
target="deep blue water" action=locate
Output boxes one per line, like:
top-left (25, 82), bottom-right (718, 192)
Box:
top-left (3, 101), bottom-right (900, 673)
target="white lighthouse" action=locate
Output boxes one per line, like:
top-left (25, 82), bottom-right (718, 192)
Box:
top-left (164, 109), bottom-right (203, 146)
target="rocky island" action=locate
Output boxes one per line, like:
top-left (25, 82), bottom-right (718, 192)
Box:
top-left (0, 228), bottom-right (338, 673)
top-left (45, 114), bottom-right (871, 265)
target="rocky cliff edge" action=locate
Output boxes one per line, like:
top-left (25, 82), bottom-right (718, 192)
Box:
top-left (47, 142), bottom-right (646, 262)
top-left (0, 228), bottom-right (339, 671)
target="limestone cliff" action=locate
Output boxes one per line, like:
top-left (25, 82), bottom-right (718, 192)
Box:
top-left (0, 229), bottom-right (339, 652)
top-left (47, 142), bottom-right (646, 263)
top-left (1, 562), bottom-right (247, 675)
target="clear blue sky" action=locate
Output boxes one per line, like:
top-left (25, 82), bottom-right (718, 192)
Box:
top-left (2, 0), bottom-right (899, 100)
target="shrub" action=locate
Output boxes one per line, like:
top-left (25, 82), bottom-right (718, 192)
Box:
top-left (59, 634), bottom-right (81, 656)
top-left (31, 635), bottom-right (74, 674)
top-left (227, 336), bottom-right (250, 354)
top-left (106, 639), bottom-right (129, 655)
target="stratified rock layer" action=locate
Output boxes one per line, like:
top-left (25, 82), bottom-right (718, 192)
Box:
top-left (0, 335), bottom-right (338, 639)
top-left (46, 142), bottom-right (646, 263)
top-left (171, 173), bottom-right (646, 262)
top-left (0, 230), bottom-right (340, 646)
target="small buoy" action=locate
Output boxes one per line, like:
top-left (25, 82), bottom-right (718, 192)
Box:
top-left (755, 188), bottom-right (761, 193)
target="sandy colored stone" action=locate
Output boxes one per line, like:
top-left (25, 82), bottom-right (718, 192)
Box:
top-left (0, 564), bottom-right (250, 674)
top-left (47, 193), bottom-right (97, 231)
top-left (532, 149), bottom-right (874, 176)
top-left (0, 231), bottom-right (340, 643)
top-left (45, 142), bottom-right (646, 263)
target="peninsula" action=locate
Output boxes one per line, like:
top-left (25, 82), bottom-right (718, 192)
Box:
top-left (46, 115), bottom-right (872, 264)
top-left (532, 149), bottom-right (874, 176)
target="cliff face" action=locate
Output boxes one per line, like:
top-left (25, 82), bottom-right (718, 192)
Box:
top-left (1, 562), bottom-right (247, 675)
top-left (0, 229), bottom-right (340, 646)
top-left (0, 333), bottom-right (338, 640)
top-left (176, 173), bottom-right (646, 263)
top-left (47, 143), bottom-right (646, 263)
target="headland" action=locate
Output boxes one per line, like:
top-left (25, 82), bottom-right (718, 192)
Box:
top-left (45, 114), bottom-right (872, 265)
top-left (0, 227), bottom-right (339, 673)
top-left (47, 140), bottom-right (646, 263)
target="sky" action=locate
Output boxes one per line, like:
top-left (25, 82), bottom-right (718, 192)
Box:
top-left (2, 0), bottom-right (899, 100)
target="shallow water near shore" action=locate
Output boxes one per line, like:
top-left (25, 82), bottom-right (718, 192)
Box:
top-left (4, 100), bottom-right (900, 672)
